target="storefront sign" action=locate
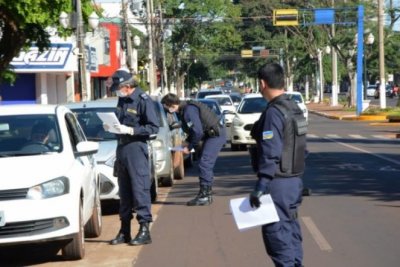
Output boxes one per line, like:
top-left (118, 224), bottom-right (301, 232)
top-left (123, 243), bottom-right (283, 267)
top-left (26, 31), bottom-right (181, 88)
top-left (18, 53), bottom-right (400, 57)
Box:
top-left (11, 43), bottom-right (77, 72)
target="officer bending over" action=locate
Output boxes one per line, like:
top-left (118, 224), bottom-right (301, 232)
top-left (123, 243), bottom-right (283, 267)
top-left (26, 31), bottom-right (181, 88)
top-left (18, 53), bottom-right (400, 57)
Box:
top-left (105, 69), bottom-right (159, 246)
top-left (249, 63), bottom-right (307, 267)
top-left (161, 93), bottom-right (226, 206)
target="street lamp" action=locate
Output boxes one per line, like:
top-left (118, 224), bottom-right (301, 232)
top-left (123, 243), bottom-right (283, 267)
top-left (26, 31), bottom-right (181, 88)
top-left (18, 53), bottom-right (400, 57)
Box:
top-left (363, 32), bottom-right (375, 99)
top-left (132, 35), bottom-right (141, 75)
top-left (59, 6), bottom-right (99, 101)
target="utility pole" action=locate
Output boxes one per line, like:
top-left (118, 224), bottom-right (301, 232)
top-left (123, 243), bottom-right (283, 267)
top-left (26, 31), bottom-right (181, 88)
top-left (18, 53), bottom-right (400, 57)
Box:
top-left (122, 0), bottom-right (134, 74)
top-left (76, 0), bottom-right (88, 101)
top-left (146, 0), bottom-right (156, 94)
top-left (378, 0), bottom-right (386, 108)
top-left (330, 0), bottom-right (338, 106)
top-left (158, 3), bottom-right (168, 94)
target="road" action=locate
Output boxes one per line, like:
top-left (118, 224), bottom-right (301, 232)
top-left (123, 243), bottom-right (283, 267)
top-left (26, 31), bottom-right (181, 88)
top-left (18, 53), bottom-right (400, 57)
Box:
top-left (1, 113), bottom-right (400, 266)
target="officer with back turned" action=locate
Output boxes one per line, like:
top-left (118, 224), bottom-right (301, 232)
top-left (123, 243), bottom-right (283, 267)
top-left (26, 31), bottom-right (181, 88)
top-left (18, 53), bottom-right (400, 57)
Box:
top-left (161, 93), bottom-right (226, 206)
top-left (249, 63), bottom-right (307, 267)
top-left (104, 69), bottom-right (159, 246)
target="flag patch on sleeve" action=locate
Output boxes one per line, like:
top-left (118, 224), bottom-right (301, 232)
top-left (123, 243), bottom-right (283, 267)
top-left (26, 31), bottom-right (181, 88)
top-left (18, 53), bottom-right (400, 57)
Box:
top-left (262, 131), bottom-right (273, 140)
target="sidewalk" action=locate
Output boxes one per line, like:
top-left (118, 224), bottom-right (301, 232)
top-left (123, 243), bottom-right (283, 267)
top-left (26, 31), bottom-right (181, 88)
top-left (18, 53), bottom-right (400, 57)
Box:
top-left (306, 102), bottom-right (400, 138)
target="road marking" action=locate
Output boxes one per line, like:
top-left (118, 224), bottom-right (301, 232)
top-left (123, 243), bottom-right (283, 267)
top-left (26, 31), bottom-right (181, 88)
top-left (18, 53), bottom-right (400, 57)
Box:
top-left (307, 134), bottom-right (318, 138)
top-left (348, 134), bottom-right (365, 139)
top-left (326, 134), bottom-right (340, 139)
top-left (325, 137), bottom-right (400, 165)
top-left (301, 216), bottom-right (333, 252)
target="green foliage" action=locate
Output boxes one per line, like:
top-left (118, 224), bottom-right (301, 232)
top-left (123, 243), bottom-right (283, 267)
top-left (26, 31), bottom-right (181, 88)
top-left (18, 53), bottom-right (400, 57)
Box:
top-left (0, 0), bottom-right (93, 80)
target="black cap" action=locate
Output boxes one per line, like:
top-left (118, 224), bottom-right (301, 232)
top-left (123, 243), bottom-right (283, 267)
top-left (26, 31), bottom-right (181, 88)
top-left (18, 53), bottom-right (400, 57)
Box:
top-left (110, 70), bottom-right (133, 91)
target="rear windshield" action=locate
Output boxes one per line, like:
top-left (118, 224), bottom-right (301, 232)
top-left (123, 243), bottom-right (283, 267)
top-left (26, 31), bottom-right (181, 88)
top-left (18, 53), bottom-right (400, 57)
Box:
top-left (196, 91), bottom-right (223, 99)
top-left (237, 97), bottom-right (268, 114)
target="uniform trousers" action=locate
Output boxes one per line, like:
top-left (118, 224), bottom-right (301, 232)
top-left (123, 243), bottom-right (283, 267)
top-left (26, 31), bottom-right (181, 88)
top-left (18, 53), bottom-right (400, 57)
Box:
top-left (261, 177), bottom-right (303, 267)
top-left (116, 141), bottom-right (152, 224)
top-left (198, 127), bottom-right (227, 186)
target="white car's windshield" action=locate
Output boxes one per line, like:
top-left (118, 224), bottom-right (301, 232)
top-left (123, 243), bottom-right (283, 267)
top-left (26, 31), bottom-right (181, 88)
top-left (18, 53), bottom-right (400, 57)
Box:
top-left (0, 114), bottom-right (61, 156)
top-left (237, 97), bottom-right (268, 114)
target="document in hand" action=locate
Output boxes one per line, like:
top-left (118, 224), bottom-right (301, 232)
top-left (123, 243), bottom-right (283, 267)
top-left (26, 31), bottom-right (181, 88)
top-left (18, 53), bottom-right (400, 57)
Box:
top-left (229, 194), bottom-right (279, 231)
top-left (97, 112), bottom-right (122, 134)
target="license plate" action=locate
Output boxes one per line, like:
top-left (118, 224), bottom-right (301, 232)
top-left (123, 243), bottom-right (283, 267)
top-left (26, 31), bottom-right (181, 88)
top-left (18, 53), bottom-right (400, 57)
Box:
top-left (0, 211), bottom-right (5, 227)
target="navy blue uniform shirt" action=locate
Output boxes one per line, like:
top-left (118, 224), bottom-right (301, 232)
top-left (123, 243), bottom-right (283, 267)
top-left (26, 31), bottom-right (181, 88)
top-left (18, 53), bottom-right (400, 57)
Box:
top-left (252, 99), bottom-right (285, 191)
top-left (182, 104), bottom-right (204, 150)
top-left (116, 88), bottom-right (159, 137)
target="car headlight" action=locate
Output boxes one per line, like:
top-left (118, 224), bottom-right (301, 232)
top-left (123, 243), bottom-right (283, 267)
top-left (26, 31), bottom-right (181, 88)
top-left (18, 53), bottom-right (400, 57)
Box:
top-left (27, 177), bottom-right (69, 200)
top-left (151, 139), bottom-right (163, 151)
top-left (232, 116), bottom-right (244, 127)
top-left (105, 156), bottom-right (116, 168)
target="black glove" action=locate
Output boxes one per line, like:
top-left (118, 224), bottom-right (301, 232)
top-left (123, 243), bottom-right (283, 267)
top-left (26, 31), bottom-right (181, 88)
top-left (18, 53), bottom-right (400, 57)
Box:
top-left (249, 190), bottom-right (263, 208)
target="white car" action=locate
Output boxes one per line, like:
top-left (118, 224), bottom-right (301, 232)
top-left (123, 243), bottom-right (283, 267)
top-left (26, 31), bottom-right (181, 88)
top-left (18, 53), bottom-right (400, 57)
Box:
top-left (0, 104), bottom-right (101, 260)
top-left (66, 99), bottom-right (160, 202)
top-left (366, 85), bottom-right (377, 97)
top-left (286, 91), bottom-right (309, 120)
top-left (204, 94), bottom-right (236, 126)
top-left (230, 94), bottom-right (268, 151)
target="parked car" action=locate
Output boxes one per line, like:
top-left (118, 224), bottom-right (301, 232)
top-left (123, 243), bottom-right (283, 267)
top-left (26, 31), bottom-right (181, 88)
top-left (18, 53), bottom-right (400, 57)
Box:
top-left (151, 96), bottom-right (185, 186)
top-left (229, 92), bottom-right (242, 108)
top-left (195, 88), bottom-right (224, 99)
top-left (204, 94), bottom-right (236, 126)
top-left (0, 104), bottom-right (101, 260)
top-left (230, 94), bottom-right (268, 151)
top-left (65, 99), bottom-right (159, 202)
top-left (366, 85), bottom-right (377, 97)
top-left (286, 91), bottom-right (309, 120)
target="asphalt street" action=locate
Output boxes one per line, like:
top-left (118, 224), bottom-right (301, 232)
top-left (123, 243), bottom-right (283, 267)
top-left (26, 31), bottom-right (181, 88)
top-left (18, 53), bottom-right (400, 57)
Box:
top-left (1, 112), bottom-right (399, 267)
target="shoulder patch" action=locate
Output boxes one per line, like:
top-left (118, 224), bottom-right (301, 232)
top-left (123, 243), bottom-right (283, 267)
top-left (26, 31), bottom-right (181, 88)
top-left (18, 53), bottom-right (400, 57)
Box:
top-left (262, 130), bottom-right (274, 140)
top-left (140, 93), bottom-right (148, 99)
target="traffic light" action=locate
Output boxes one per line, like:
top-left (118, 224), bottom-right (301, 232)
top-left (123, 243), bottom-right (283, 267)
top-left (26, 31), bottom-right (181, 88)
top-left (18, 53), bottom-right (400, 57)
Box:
top-left (273, 9), bottom-right (299, 26)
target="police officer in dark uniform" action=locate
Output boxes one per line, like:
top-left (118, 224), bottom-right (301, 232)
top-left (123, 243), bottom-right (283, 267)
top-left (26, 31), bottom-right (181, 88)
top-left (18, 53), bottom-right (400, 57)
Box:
top-left (161, 93), bottom-right (226, 206)
top-left (105, 69), bottom-right (159, 246)
top-left (249, 63), bottom-right (307, 267)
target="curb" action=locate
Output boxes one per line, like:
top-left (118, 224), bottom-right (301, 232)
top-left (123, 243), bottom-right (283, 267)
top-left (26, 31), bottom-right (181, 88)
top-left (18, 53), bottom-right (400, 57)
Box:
top-left (309, 110), bottom-right (390, 121)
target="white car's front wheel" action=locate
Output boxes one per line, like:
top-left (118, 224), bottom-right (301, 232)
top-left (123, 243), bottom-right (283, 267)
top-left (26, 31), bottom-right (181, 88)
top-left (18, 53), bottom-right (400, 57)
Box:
top-left (85, 185), bottom-right (103, 238)
top-left (62, 201), bottom-right (85, 260)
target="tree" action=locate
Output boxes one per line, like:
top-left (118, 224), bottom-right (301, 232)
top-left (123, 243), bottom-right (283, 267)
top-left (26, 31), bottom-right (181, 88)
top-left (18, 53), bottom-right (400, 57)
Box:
top-left (159, 0), bottom-right (242, 95)
top-left (0, 0), bottom-right (93, 82)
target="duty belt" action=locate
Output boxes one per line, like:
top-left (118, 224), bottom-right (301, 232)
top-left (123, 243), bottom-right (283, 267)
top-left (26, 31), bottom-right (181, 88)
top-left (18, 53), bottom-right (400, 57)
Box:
top-left (118, 135), bottom-right (148, 145)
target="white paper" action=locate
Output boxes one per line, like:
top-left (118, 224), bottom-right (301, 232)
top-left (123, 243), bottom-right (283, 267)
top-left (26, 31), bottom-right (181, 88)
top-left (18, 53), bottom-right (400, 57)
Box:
top-left (97, 112), bottom-right (121, 134)
top-left (230, 194), bottom-right (280, 232)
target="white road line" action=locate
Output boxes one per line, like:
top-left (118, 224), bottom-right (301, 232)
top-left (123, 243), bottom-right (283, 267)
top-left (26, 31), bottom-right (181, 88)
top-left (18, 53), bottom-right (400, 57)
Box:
top-left (301, 216), bottom-right (333, 252)
top-left (372, 135), bottom-right (387, 139)
top-left (307, 134), bottom-right (318, 138)
top-left (326, 134), bottom-right (340, 139)
top-left (348, 134), bottom-right (366, 139)
top-left (324, 137), bottom-right (400, 165)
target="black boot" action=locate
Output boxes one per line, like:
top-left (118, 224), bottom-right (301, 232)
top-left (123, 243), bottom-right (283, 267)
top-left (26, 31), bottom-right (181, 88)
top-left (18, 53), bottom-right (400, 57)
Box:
top-left (187, 185), bottom-right (212, 206)
top-left (129, 222), bottom-right (152, 246)
top-left (110, 221), bottom-right (131, 245)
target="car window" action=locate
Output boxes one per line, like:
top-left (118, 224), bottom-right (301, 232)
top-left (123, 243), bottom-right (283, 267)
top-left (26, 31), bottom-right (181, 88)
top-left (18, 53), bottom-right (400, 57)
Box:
top-left (65, 113), bottom-right (87, 150)
top-left (196, 90), bottom-right (223, 99)
top-left (0, 114), bottom-right (62, 155)
top-left (287, 94), bottom-right (303, 104)
top-left (230, 94), bottom-right (242, 103)
top-left (71, 107), bottom-right (117, 141)
top-left (152, 100), bottom-right (166, 127)
top-left (238, 97), bottom-right (268, 114)
top-left (208, 97), bottom-right (232, 106)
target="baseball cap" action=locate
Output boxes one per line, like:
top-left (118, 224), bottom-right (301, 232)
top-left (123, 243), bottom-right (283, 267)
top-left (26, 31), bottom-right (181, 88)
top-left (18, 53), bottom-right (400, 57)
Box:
top-left (110, 70), bottom-right (133, 91)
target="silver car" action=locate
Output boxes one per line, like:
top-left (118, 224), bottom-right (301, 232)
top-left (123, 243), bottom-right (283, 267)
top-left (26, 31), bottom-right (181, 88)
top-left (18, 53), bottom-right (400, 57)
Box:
top-left (65, 99), bottom-right (159, 202)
